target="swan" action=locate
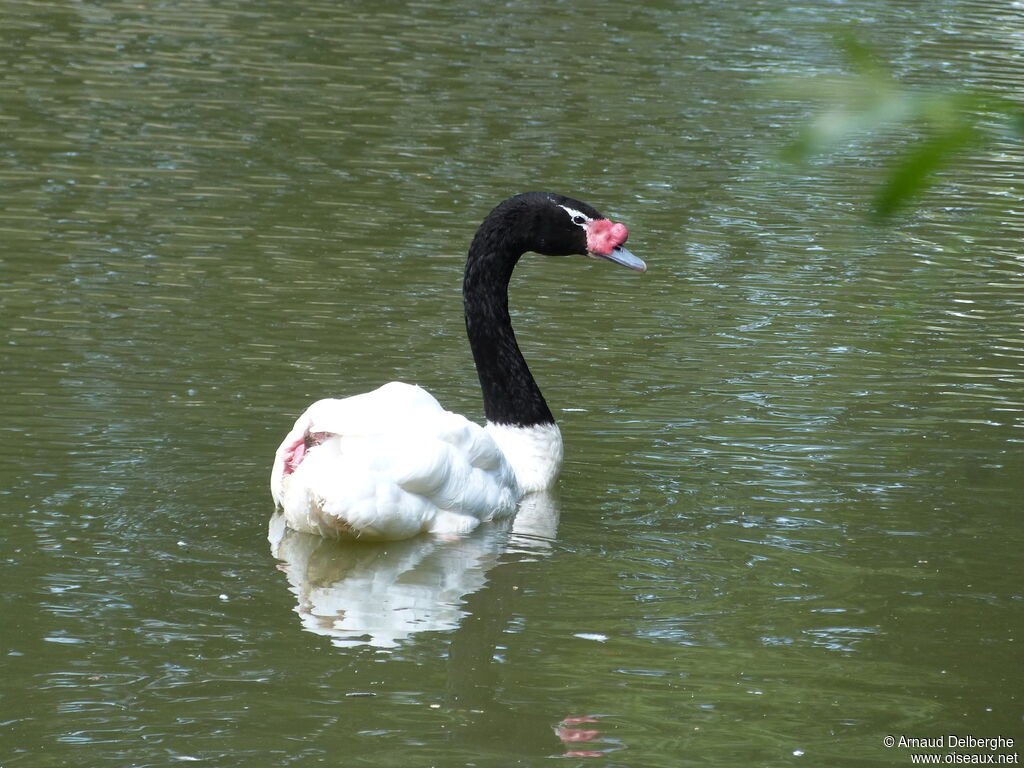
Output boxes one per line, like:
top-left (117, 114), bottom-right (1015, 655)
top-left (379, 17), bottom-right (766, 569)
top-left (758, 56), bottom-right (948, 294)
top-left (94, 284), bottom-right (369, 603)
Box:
top-left (271, 191), bottom-right (645, 540)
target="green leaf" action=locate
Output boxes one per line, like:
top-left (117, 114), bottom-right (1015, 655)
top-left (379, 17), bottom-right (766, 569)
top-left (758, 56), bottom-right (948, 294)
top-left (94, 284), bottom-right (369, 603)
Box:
top-left (871, 122), bottom-right (979, 219)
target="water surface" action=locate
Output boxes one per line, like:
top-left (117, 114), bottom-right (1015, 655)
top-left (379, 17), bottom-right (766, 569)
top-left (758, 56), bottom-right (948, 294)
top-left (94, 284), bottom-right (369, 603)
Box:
top-left (2, 0), bottom-right (1022, 765)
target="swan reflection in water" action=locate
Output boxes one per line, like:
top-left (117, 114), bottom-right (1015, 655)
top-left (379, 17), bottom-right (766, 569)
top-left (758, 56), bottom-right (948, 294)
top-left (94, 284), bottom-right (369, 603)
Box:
top-left (268, 496), bottom-right (623, 759)
top-left (268, 493), bottom-right (559, 649)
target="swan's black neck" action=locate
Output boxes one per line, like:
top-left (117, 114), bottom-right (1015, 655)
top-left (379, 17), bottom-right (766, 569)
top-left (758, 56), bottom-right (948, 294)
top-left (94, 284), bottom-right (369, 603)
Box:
top-left (463, 203), bottom-right (555, 428)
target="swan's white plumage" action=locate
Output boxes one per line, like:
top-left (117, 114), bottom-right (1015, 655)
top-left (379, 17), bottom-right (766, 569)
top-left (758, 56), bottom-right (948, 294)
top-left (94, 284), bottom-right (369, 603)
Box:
top-left (484, 422), bottom-right (563, 493)
top-left (271, 382), bottom-right (525, 540)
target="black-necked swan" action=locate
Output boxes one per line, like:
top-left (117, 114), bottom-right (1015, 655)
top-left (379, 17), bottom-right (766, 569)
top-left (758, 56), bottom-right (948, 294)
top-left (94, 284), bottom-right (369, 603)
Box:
top-left (271, 192), bottom-right (645, 540)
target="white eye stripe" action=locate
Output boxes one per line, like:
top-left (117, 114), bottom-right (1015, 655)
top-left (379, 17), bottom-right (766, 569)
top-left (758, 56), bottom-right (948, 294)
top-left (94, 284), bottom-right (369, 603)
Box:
top-left (556, 204), bottom-right (592, 228)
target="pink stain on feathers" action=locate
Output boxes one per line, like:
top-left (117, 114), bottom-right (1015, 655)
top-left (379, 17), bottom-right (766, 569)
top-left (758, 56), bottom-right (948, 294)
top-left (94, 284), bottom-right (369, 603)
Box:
top-left (282, 431), bottom-right (335, 475)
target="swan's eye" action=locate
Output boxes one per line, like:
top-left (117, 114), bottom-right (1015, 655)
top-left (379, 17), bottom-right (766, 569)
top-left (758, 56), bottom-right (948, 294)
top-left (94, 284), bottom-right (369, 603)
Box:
top-left (556, 203), bottom-right (591, 227)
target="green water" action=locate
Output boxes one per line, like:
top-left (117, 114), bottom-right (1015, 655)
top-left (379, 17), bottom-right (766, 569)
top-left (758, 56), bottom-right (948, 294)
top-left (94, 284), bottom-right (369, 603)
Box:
top-left (2, 1), bottom-right (1021, 766)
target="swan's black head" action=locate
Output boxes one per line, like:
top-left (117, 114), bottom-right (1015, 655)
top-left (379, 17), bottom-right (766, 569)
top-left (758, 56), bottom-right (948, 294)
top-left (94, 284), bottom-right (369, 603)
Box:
top-left (464, 192), bottom-right (645, 429)
top-left (481, 192), bottom-right (646, 272)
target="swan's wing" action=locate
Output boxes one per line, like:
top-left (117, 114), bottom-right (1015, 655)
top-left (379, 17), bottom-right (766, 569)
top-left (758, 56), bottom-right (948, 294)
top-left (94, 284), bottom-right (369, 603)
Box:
top-left (272, 383), bottom-right (521, 540)
top-left (271, 382), bottom-right (442, 502)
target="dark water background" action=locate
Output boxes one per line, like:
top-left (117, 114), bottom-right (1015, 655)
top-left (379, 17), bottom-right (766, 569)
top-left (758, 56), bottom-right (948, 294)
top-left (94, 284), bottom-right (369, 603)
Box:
top-left (2, 1), bottom-right (1021, 765)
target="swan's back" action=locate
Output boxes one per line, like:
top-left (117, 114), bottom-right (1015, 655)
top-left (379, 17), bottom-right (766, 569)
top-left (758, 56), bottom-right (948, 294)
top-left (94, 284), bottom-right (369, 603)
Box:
top-left (272, 382), bottom-right (521, 540)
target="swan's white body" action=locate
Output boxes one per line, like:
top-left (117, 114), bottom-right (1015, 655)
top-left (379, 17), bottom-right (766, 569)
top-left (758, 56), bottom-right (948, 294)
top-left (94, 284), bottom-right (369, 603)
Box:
top-left (271, 382), bottom-right (559, 540)
top-left (484, 421), bottom-right (563, 492)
